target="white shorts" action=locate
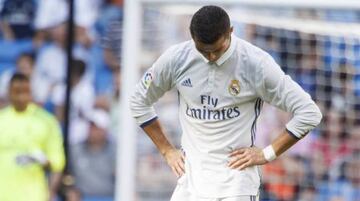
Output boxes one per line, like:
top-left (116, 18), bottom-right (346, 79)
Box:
top-left (170, 177), bottom-right (259, 201)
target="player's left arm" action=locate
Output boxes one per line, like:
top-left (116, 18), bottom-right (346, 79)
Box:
top-left (229, 54), bottom-right (322, 170)
top-left (228, 130), bottom-right (298, 170)
top-left (44, 117), bottom-right (66, 200)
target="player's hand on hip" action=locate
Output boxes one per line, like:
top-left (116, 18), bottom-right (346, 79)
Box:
top-left (228, 147), bottom-right (267, 170)
top-left (164, 148), bottom-right (185, 178)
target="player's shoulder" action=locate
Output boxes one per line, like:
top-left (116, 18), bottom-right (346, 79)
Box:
top-left (0, 106), bottom-right (11, 118)
top-left (154, 40), bottom-right (194, 72)
top-left (235, 37), bottom-right (273, 72)
top-left (233, 37), bottom-right (275, 85)
top-left (235, 37), bottom-right (269, 62)
top-left (162, 40), bottom-right (193, 62)
top-left (32, 104), bottom-right (59, 125)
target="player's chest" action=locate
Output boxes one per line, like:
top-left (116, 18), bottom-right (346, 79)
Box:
top-left (175, 62), bottom-right (256, 107)
top-left (0, 117), bottom-right (47, 149)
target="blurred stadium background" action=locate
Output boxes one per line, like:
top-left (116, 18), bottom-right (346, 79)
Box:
top-left (0, 0), bottom-right (359, 201)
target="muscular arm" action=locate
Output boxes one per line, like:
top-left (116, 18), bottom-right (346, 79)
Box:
top-left (143, 119), bottom-right (174, 156)
top-left (143, 119), bottom-right (185, 177)
top-left (272, 130), bottom-right (299, 156)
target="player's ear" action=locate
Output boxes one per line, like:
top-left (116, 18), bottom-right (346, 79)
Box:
top-left (226, 27), bottom-right (233, 38)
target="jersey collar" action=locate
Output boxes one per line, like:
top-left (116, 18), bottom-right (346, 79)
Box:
top-left (197, 35), bottom-right (237, 66)
top-left (10, 103), bottom-right (37, 115)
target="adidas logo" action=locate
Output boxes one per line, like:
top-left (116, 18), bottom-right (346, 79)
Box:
top-left (181, 78), bottom-right (193, 87)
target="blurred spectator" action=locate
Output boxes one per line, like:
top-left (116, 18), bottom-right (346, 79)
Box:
top-left (35, 22), bottom-right (89, 85)
top-left (262, 157), bottom-right (299, 201)
top-left (65, 186), bottom-right (82, 201)
top-left (92, 5), bottom-right (123, 98)
top-left (34, 22), bottom-right (68, 99)
top-left (51, 59), bottom-right (95, 144)
top-left (331, 60), bottom-right (357, 113)
top-left (95, 68), bottom-right (121, 135)
top-left (34, 0), bottom-right (102, 47)
top-left (313, 109), bottom-right (352, 167)
top-left (0, 73), bottom-right (65, 201)
top-left (0, 52), bottom-right (48, 107)
top-left (347, 125), bottom-right (360, 152)
top-left (96, 0), bottom-right (123, 37)
top-left (102, 12), bottom-right (123, 70)
top-left (316, 152), bottom-right (360, 201)
top-left (0, 0), bottom-right (36, 40)
top-left (69, 109), bottom-right (116, 198)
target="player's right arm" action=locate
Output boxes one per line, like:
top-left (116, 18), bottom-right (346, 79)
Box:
top-left (142, 119), bottom-right (185, 177)
top-left (130, 46), bottom-right (185, 177)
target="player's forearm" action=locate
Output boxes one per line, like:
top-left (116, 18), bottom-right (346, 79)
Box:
top-left (142, 119), bottom-right (176, 156)
top-left (0, 21), bottom-right (14, 40)
top-left (270, 130), bottom-right (300, 157)
top-left (49, 172), bottom-right (63, 200)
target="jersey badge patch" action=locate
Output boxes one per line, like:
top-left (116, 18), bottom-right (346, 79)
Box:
top-left (228, 79), bottom-right (241, 96)
top-left (141, 69), bottom-right (154, 89)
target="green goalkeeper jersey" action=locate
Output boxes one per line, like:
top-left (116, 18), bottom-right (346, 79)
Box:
top-left (0, 103), bottom-right (65, 201)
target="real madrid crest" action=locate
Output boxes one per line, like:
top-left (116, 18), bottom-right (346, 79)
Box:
top-left (228, 79), bottom-right (241, 96)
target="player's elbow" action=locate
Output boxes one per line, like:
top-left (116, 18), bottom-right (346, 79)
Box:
top-left (295, 102), bottom-right (323, 132)
top-left (300, 102), bottom-right (322, 130)
top-left (129, 92), bottom-right (157, 125)
top-left (310, 103), bottom-right (323, 127)
top-left (129, 93), bottom-right (142, 118)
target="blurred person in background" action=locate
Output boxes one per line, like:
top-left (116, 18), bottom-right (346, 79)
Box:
top-left (261, 157), bottom-right (298, 201)
top-left (0, 52), bottom-right (48, 107)
top-left (33, 0), bottom-right (101, 47)
top-left (347, 125), bottom-right (360, 152)
top-left (35, 22), bottom-right (90, 89)
top-left (130, 5), bottom-right (322, 201)
top-left (95, 68), bottom-right (121, 136)
top-left (0, 0), bottom-right (36, 40)
top-left (35, 22), bottom-right (68, 84)
top-left (51, 59), bottom-right (95, 144)
top-left (96, 0), bottom-right (123, 38)
top-left (65, 186), bottom-right (82, 201)
top-left (101, 12), bottom-right (122, 71)
top-left (69, 109), bottom-right (116, 199)
top-left (316, 152), bottom-right (360, 201)
top-left (95, 3), bottom-right (123, 98)
top-left (313, 109), bottom-right (352, 167)
top-left (0, 73), bottom-right (65, 201)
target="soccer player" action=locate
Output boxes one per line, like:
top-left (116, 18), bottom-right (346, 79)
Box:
top-left (130, 5), bottom-right (322, 201)
top-left (0, 73), bottom-right (65, 201)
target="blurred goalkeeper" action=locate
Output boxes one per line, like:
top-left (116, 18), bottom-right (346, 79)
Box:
top-left (130, 5), bottom-right (322, 201)
top-left (0, 73), bottom-right (65, 201)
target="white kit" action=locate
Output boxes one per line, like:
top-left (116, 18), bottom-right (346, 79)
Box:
top-left (130, 35), bottom-right (322, 198)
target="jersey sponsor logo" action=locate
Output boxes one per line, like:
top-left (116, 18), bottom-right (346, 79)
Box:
top-left (228, 79), bottom-right (241, 96)
top-left (141, 69), bottom-right (154, 89)
top-left (181, 78), bottom-right (193, 87)
top-left (185, 95), bottom-right (241, 120)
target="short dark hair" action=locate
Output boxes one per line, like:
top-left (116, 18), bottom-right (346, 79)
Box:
top-left (10, 73), bottom-right (30, 85)
top-left (190, 5), bottom-right (231, 44)
top-left (71, 59), bottom-right (86, 78)
top-left (17, 52), bottom-right (35, 63)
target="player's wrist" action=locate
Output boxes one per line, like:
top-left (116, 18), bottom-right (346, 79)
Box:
top-left (262, 145), bottom-right (277, 162)
top-left (161, 147), bottom-right (176, 158)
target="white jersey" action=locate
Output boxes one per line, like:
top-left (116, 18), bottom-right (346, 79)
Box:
top-left (130, 35), bottom-right (322, 198)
